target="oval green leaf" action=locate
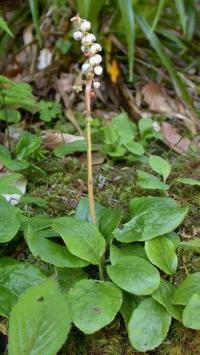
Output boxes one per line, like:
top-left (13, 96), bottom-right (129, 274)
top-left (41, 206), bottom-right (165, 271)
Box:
top-left (68, 279), bottom-right (122, 334)
top-left (110, 244), bottom-right (147, 265)
top-left (183, 294), bottom-right (200, 329)
top-left (26, 225), bottom-right (88, 268)
top-left (114, 205), bottom-right (187, 243)
top-left (107, 256), bottom-right (160, 295)
top-left (53, 217), bottom-right (106, 265)
top-left (8, 279), bottom-right (71, 355)
top-left (0, 205), bottom-right (20, 243)
top-left (149, 155), bottom-right (171, 182)
top-left (128, 297), bottom-right (171, 352)
top-left (145, 236), bottom-right (178, 275)
top-left (173, 272), bottom-right (200, 305)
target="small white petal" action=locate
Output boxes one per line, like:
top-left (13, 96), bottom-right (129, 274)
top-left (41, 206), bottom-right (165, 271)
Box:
top-left (89, 54), bottom-right (102, 65)
top-left (94, 65), bottom-right (103, 75)
top-left (73, 31), bottom-right (83, 40)
top-left (93, 81), bottom-right (101, 89)
top-left (81, 45), bottom-right (86, 52)
top-left (90, 43), bottom-right (102, 54)
top-left (80, 20), bottom-right (91, 32)
top-left (81, 62), bottom-right (90, 73)
top-left (82, 33), bottom-right (96, 45)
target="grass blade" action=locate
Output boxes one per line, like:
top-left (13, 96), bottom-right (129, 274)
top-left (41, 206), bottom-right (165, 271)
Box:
top-left (0, 16), bottom-right (13, 37)
top-left (77, 0), bottom-right (104, 33)
top-left (29, 0), bottom-right (42, 46)
top-left (149, 0), bottom-right (166, 36)
top-left (136, 15), bottom-right (191, 106)
top-left (117, 0), bottom-right (135, 81)
top-left (174, 0), bottom-right (187, 35)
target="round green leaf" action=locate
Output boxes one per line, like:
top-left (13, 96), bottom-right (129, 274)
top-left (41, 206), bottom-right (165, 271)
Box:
top-left (53, 217), bottom-right (106, 265)
top-left (173, 272), bottom-right (200, 305)
top-left (107, 256), bottom-right (160, 295)
top-left (0, 205), bottom-right (20, 242)
top-left (128, 298), bottom-right (171, 352)
top-left (8, 280), bottom-right (71, 355)
top-left (183, 294), bottom-right (200, 329)
top-left (26, 225), bottom-right (88, 268)
top-left (137, 170), bottom-right (169, 190)
top-left (68, 279), bottom-right (122, 334)
top-left (149, 155), bottom-right (171, 182)
top-left (129, 196), bottom-right (177, 216)
top-left (145, 236), bottom-right (178, 275)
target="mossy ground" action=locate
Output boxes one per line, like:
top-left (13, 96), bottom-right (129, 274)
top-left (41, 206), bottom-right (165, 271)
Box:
top-left (23, 150), bottom-right (200, 355)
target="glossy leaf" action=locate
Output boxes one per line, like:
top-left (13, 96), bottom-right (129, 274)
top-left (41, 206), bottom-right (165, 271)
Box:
top-left (75, 197), bottom-right (122, 240)
top-left (107, 256), bottom-right (160, 295)
top-left (137, 170), bottom-right (169, 190)
top-left (68, 279), bottom-right (122, 334)
top-left (174, 177), bottom-right (200, 186)
top-left (54, 140), bottom-right (87, 157)
top-left (110, 244), bottom-right (147, 265)
top-left (26, 226), bottom-right (88, 268)
top-left (145, 236), bottom-right (178, 275)
top-left (152, 279), bottom-right (183, 321)
top-left (0, 257), bottom-right (46, 296)
top-left (56, 268), bottom-right (88, 293)
top-left (173, 272), bottom-right (200, 305)
top-left (0, 286), bottom-right (17, 318)
top-left (120, 292), bottom-right (140, 327)
top-left (111, 113), bottom-right (137, 145)
top-left (8, 280), bottom-right (71, 355)
top-left (114, 201), bottom-right (187, 243)
top-left (183, 294), bottom-right (200, 329)
top-left (0, 204), bottom-right (20, 242)
top-left (53, 217), bottom-right (105, 265)
top-left (124, 141), bottom-right (145, 156)
top-left (128, 297), bottom-right (171, 352)
top-left (149, 155), bottom-right (171, 182)
top-left (129, 196), bottom-right (177, 215)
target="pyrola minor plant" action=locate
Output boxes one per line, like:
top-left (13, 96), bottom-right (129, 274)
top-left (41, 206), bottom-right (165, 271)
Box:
top-left (71, 15), bottom-right (103, 224)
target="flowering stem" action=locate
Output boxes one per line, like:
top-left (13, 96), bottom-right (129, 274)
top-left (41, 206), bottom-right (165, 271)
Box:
top-left (85, 80), bottom-right (96, 224)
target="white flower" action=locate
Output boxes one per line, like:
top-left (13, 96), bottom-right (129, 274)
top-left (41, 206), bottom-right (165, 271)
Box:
top-left (89, 54), bottom-right (102, 66)
top-left (73, 31), bottom-right (83, 41)
top-left (80, 20), bottom-right (91, 32)
top-left (82, 33), bottom-right (96, 45)
top-left (94, 65), bottom-right (103, 75)
top-left (93, 81), bottom-right (101, 89)
top-left (81, 45), bottom-right (86, 52)
top-left (81, 62), bottom-right (90, 73)
top-left (90, 43), bottom-right (102, 54)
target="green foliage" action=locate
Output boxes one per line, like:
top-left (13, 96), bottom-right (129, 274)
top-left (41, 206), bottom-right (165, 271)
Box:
top-left (68, 279), bottom-right (122, 334)
top-left (137, 170), bottom-right (169, 190)
top-left (149, 155), bottom-right (171, 182)
top-left (128, 297), bottom-right (171, 352)
top-left (145, 236), bottom-right (178, 275)
top-left (0, 202), bottom-right (20, 242)
top-left (28, 0), bottom-right (42, 46)
top-left (53, 217), bottom-right (106, 265)
top-left (0, 177), bottom-right (198, 351)
top-left (182, 294), bottom-right (200, 329)
top-left (38, 100), bottom-right (62, 122)
top-left (8, 279), bottom-right (71, 355)
top-left (54, 140), bottom-right (87, 157)
top-left (107, 256), bottom-right (160, 295)
top-left (0, 16), bottom-right (13, 36)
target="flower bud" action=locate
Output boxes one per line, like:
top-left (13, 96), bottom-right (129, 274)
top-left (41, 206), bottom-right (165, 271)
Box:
top-left (93, 81), bottom-right (101, 89)
top-left (73, 31), bottom-right (83, 41)
top-left (80, 20), bottom-right (91, 32)
top-left (94, 65), bottom-right (103, 75)
top-left (82, 33), bottom-right (96, 45)
top-left (89, 54), bottom-right (102, 66)
top-left (81, 62), bottom-right (90, 73)
top-left (90, 43), bottom-right (102, 54)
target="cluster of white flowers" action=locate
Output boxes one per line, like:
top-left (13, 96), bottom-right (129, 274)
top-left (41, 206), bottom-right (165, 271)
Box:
top-left (71, 16), bottom-right (103, 89)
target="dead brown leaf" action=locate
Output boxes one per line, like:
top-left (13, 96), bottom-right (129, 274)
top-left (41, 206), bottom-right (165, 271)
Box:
top-left (161, 122), bottom-right (191, 155)
top-left (141, 82), bottom-right (176, 113)
top-left (42, 132), bottom-right (84, 149)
